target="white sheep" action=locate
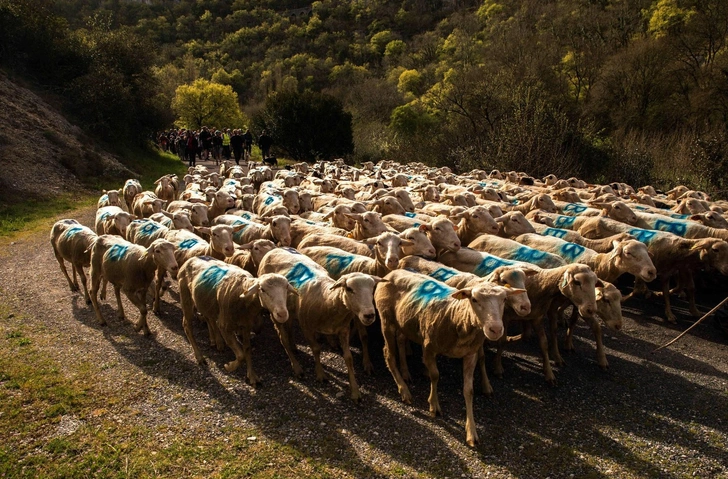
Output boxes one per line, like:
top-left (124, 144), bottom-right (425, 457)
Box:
top-left (50, 219), bottom-right (98, 304)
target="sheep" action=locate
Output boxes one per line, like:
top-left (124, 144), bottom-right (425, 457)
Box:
top-left (375, 269), bottom-right (519, 446)
top-left (530, 222), bottom-right (631, 253)
top-left (149, 211), bottom-right (194, 232)
top-left (255, 187), bottom-right (300, 216)
top-left (50, 219), bottom-right (98, 304)
top-left (178, 256), bottom-right (295, 384)
top-left (258, 247), bottom-right (381, 402)
top-left (493, 211), bottom-right (538, 238)
top-left (97, 189), bottom-right (124, 209)
top-left (289, 219), bottom-right (348, 247)
top-left (154, 174), bottom-right (178, 202)
top-left (88, 235), bottom-right (178, 335)
top-left (225, 239), bottom-right (277, 276)
top-left (370, 196), bottom-right (406, 216)
top-left (166, 200), bottom-right (210, 227)
top-left (493, 264), bottom-right (600, 384)
top-left (298, 233), bottom-right (375, 257)
top-left (207, 189), bottom-right (237, 220)
top-left (632, 211), bottom-right (728, 241)
top-left (122, 179), bottom-right (142, 211)
top-left (301, 204), bottom-right (356, 230)
top-left (467, 235), bottom-right (568, 269)
top-left (214, 214), bottom-right (292, 247)
top-left (515, 235), bottom-right (656, 283)
top-left (132, 191), bottom-right (166, 219)
top-left (345, 211), bottom-right (391, 240)
top-left (165, 224), bottom-right (242, 266)
top-left (508, 193), bottom-right (557, 214)
top-left (126, 219), bottom-right (169, 247)
top-left (95, 206), bottom-right (133, 239)
top-left (385, 217), bottom-right (461, 255)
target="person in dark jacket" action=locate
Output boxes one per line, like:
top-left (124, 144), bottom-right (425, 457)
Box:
top-left (258, 129), bottom-right (273, 160)
top-left (242, 128), bottom-right (253, 160)
top-left (186, 130), bottom-right (198, 167)
top-left (230, 129), bottom-right (244, 165)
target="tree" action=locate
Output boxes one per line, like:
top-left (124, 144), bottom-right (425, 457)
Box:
top-left (172, 79), bottom-right (244, 129)
top-left (255, 90), bottom-right (354, 162)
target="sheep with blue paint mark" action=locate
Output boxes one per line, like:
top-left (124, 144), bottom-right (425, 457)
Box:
top-left (516, 234), bottom-right (656, 283)
top-left (258, 247), bottom-right (381, 402)
top-left (468, 235), bottom-right (567, 269)
top-left (225, 239), bottom-right (277, 276)
top-left (97, 189), bottom-right (124, 210)
top-left (88, 235), bottom-right (178, 335)
top-left (122, 179), bottom-right (142, 212)
top-left (178, 256), bottom-right (295, 385)
top-left (131, 191), bottom-right (166, 219)
top-left (508, 193), bottom-right (557, 214)
top-left (288, 219), bottom-right (349, 248)
top-left (95, 206), bottom-right (133, 239)
top-left (167, 200), bottom-right (211, 227)
top-left (632, 211), bottom-right (728, 241)
top-left (530, 221), bottom-right (632, 253)
top-left (50, 219), bottom-right (98, 305)
top-left (492, 211), bottom-right (537, 238)
top-left (214, 214), bottom-right (292, 247)
top-left (149, 210), bottom-right (194, 233)
top-left (374, 269), bottom-right (521, 446)
top-left (165, 224), bottom-right (243, 267)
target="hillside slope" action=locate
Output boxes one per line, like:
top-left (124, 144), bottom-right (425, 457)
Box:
top-left (0, 74), bottom-right (133, 205)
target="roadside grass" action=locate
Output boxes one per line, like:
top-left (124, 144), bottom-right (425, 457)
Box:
top-left (0, 304), bottom-right (348, 478)
top-left (0, 146), bottom-right (186, 240)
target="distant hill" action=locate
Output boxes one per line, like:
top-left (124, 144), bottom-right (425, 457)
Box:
top-left (0, 74), bottom-right (132, 204)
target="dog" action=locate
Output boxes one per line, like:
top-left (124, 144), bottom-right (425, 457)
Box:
top-left (263, 156), bottom-right (278, 167)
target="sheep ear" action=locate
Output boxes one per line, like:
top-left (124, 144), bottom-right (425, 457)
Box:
top-left (162, 210), bottom-right (174, 219)
top-left (195, 227), bottom-right (211, 236)
top-left (452, 289), bottom-right (472, 300)
top-left (239, 242), bottom-right (254, 250)
top-left (329, 278), bottom-right (347, 290)
top-left (370, 275), bottom-right (384, 284)
top-left (595, 279), bottom-right (605, 288)
top-left (240, 282), bottom-right (259, 299)
top-left (345, 213), bottom-right (363, 222)
top-left (322, 211), bottom-right (334, 220)
top-left (418, 224), bottom-right (430, 233)
top-left (232, 224), bottom-right (247, 233)
top-left (690, 214), bottom-right (702, 221)
top-left (154, 178), bottom-right (161, 185)
top-left (595, 287), bottom-right (604, 301)
top-left (505, 288), bottom-right (527, 296)
top-left (399, 238), bottom-right (415, 247)
top-left (287, 283), bottom-right (299, 295)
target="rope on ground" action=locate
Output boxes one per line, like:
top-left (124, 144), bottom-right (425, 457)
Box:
top-left (652, 295), bottom-right (728, 353)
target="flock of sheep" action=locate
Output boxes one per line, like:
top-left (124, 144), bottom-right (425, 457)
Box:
top-left (49, 160), bottom-right (728, 446)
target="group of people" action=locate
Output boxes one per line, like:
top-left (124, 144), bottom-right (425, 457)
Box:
top-left (157, 127), bottom-right (274, 167)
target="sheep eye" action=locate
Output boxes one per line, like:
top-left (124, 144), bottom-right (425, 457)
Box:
top-left (346, 286), bottom-right (354, 293)
top-left (272, 221), bottom-right (277, 227)
top-left (573, 280), bottom-right (581, 286)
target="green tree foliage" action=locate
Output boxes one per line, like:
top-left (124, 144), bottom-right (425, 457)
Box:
top-left (172, 79), bottom-right (245, 129)
top-left (254, 90), bottom-right (353, 162)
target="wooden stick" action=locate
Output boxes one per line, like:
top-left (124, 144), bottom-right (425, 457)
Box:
top-left (652, 295), bottom-right (728, 353)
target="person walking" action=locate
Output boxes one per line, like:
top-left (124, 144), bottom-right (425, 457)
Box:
top-left (186, 130), bottom-right (198, 167)
top-left (212, 130), bottom-right (223, 165)
top-left (258, 129), bottom-right (273, 161)
top-left (230, 129), bottom-right (244, 165)
top-left (243, 128), bottom-right (253, 161)
top-left (222, 128), bottom-right (231, 161)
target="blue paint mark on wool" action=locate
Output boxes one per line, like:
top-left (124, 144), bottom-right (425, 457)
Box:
top-left (670, 213), bottom-right (691, 220)
top-left (107, 244), bottom-right (128, 262)
top-left (325, 254), bottom-right (354, 276)
top-left (654, 219), bottom-right (687, 236)
top-left (542, 227), bottom-right (568, 239)
top-left (286, 263), bottom-right (316, 289)
top-left (474, 253), bottom-right (515, 276)
top-left (553, 215), bottom-right (576, 229)
top-left (404, 212), bottom-right (417, 218)
top-left (179, 238), bottom-right (199, 249)
top-left (628, 228), bottom-right (657, 245)
top-left (560, 242), bottom-right (585, 261)
top-left (100, 194), bottom-right (108, 202)
top-left (562, 203), bottom-right (587, 215)
top-left (512, 246), bottom-right (548, 264)
top-left (283, 247), bottom-right (301, 255)
top-left (99, 212), bottom-right (110, 221)
top-left (199, 265), bottom-right (228, 290)
top-left (413, 280), bottom-right (454, 305)
top-left (63, 226), bottom-right (84, 240)
top-left (139, 221), bottom-right (160, 237)
top-left (430, 267), bottom-right (458, 282)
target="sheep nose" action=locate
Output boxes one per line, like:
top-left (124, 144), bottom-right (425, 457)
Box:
top-left (584, 306), bottom-right (596, 317)
top-left (488, 325), bottom-right (504, 338)
top-left (520, 305), bottom-right (531, 314)
top-left (202, 220), bottom-right (210, 226)
top-left (614, 323), bottom-right (622, 331)
top-left (362, 313), bottom-right (376, 325)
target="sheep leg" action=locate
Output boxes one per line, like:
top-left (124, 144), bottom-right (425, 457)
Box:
top-left (179, 280), bottom-right (205, 365)
top-left (381, 322), bottom-right (412, 404)
top-left (477, 346), bottom-right (493, 396)
top-left (396, 332), bottom-right (411, 382)
top-left (493, 334), bottom-right (506, 379)
top-left (152, 267), bottom-right (164, 315)
top-left (661, 276), bottom-right (678, 324)
top-left (100, 277), bottom-right (108, 301)
top-left (564, 307), bottom-right (579, 352)
top-left (220, 327), bottom-right (247, 375)
top-left (129, 289), bottom-right (151, 336)
top-left (463, 352), bottom-right (479, 447)
top-left (422, 345), bottom-right (441, 417)
top-left (535, 319), bottom-right (556, 385)
top-left (54, 252), bottom-right (77, 292)
top-left (241, 327), bottom-right (259, 386)
top-left (114, 285), bottom-right (125, 321)
top-left (89, 265), bottom-right (106, 326)
top-left (304, 329), bottom-right (327, 382)
top-left (582, 314), bottom-right (608, 369)
top-left (355, 320), bottom-right (373, 375)
top-left (273, 322), bottom-right (303, 377)
top-left (70, 262), bottom-right (80, 291)
top-left (547, 307), bottom-right (565, 367)
top-left (684, 270), bottom-right (700, 318)
top-left (75, 263), bottom-right (91, 305)
top-left (339, 329), bottom-right (360, 403)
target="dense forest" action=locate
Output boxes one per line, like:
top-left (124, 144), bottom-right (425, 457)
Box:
top-left (2, 0), bottom-right (728, 194)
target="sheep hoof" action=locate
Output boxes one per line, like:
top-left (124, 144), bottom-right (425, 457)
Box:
top-left (70, 284), bottom-right (80, 292)
top-left (350, 393), bottom-right (361, 404)
top-left (554, 358), bottom-right (565, 367)
top-left (247, 375), bottom-right (259, 387)
top-left (429, 407), bottom-right (441, 418)
top-left (196, 357), bottom-right (206, 366)
top-left (599, 363), bottom-right (609, 371)
top-left (363, 363), bottom-right (373, 376)
top-left (224, 361), bottom-right (239, 373)
top-left (400, 389), bottom-right (412, 404)
top-left (481, 385), bottom-right (494, 397)
top-left (546, 378), bottom-right (557, 387)
top-left (466, 436), bottom-right (479, 447)
top-left (292, 365), bottom-right (303, 377)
